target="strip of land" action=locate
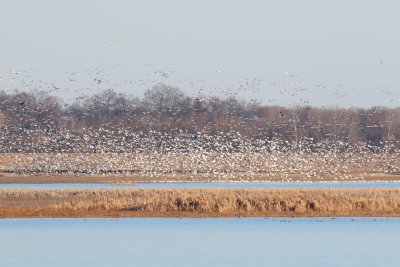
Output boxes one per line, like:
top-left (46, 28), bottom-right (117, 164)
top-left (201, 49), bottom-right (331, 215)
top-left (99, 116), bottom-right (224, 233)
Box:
top-left (1, 173), bottom-right (399, 184)
top-left (1, 188), bottom-right (399, 218)
top-left (1, 152), bottom-right (400, 183)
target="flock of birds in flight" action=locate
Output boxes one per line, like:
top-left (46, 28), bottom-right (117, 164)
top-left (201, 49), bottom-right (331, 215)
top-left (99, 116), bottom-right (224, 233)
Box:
top-left (2, 63), bottom-right (400, 108)
top-left (1, 35), bottom-right (400, 181)
top-left (1, 139), bottom-right (399, 181)
top-left (0, 122), bottom-right (399, 181)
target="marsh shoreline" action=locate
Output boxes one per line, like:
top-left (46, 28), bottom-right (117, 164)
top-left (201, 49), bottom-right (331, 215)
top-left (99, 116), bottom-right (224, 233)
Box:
top-left (1, 188), bottom-right (399, 218)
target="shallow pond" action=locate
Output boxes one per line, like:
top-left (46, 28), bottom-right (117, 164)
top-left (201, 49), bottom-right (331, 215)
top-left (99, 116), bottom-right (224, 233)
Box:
top-left (0, 218), bottom-right (399, 267)
top-left (0, 181), bottom-right (399, 189)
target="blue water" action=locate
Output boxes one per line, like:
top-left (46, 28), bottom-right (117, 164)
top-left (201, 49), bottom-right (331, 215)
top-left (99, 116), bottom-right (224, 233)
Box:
top-left (0, 181), bottom-right (399, 189)
top-left (0, 218), bottom-right (398, 267)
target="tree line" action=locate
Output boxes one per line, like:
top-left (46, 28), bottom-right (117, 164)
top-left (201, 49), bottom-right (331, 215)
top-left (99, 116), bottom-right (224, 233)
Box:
top-left (1, 83), bottom-right (400, 153)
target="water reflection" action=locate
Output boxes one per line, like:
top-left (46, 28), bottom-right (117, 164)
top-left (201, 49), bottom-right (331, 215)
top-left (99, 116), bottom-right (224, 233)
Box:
top-left (0, 218), bottom-right (399, 267)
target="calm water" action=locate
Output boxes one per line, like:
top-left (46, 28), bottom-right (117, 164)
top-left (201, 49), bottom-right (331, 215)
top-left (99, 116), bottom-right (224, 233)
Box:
top-left (0, 181), bottom-right (399, 189)
top-left (0, 218), bottom-right (399, 267)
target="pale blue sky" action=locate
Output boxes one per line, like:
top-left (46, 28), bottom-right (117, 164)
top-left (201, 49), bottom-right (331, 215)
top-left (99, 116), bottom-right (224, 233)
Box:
top-left (1, 0), bottom-right (399, 107)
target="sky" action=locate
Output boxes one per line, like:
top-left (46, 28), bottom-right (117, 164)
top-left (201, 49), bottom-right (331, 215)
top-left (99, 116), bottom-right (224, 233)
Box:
top-left (1, 0), bottom-right (400, 107)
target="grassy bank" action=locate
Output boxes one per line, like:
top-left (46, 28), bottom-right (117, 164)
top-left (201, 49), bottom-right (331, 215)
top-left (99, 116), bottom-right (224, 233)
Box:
top-left (0, 188), bottom-right (399, 218)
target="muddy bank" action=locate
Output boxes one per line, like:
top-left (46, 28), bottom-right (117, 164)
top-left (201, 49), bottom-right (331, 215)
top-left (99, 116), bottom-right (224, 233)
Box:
top-left (0, 188), bottom-right (399, 218)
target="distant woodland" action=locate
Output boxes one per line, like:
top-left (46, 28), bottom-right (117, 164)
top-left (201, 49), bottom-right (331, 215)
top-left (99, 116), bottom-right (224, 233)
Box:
top-left (1, 83), bottom-right (400, 153)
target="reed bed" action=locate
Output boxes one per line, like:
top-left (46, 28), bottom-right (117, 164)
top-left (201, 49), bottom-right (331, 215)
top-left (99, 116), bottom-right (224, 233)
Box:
top-left (0, 188), bottom-right (399, 218)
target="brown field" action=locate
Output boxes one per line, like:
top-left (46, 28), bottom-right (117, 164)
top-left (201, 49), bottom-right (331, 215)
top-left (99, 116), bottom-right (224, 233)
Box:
top-left (1, 188), bottom-right (399, 218)
top-left (1, 152), bottom-right (400, 183)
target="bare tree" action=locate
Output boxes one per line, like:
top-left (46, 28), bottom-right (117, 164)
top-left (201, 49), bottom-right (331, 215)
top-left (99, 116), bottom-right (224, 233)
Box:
top-left (143, 83), bottom-right (190, 116)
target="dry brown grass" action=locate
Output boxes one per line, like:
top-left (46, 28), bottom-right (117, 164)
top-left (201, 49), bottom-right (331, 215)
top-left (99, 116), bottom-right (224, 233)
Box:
top-left (1, 188), bottom-right (399, 218)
